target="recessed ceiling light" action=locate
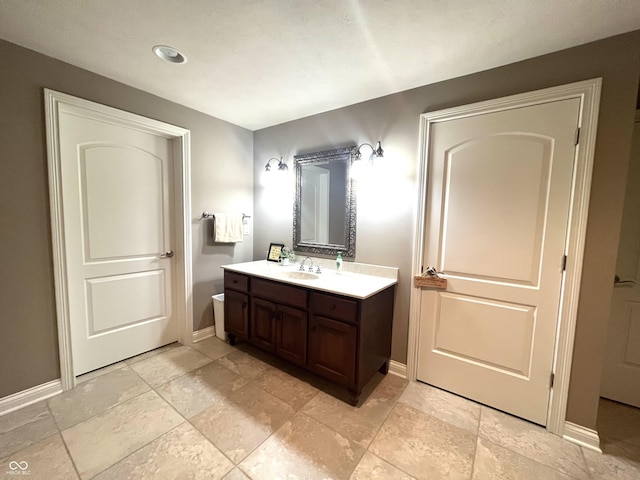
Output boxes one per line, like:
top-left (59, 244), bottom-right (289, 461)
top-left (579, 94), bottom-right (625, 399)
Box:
top-left (152, 45), bottom-right (187, 64)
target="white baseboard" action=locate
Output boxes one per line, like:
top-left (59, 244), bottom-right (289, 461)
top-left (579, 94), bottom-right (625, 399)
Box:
top-left (389, 360), bottom-right (407, 379)
top-left (192, 326), bottom-right (216, 343)
top-left (563, 421), bottom-right (602, 453)
top-left (0, 379), bottom-right (62, 416)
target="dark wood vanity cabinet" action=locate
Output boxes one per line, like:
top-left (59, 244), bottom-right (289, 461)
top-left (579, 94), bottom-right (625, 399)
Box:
top-left (224, 270), bottom-right (395, 405)
top-left (308, 315), bottom-right (357, 386)
top-left (276, 304), bottom-right (308, 366)
top-left (250, 297), bottom-right (278, 352)
top-left (249, 297), bottom-right (308, 367)
top-left (224, 290), bottom-right (249, 340)
top-left (224, 272), bottom-right (249, 340)
top-left (250, 278), bottom-right (308, 366)
top-left (308, 291), bottom-right (358, 386)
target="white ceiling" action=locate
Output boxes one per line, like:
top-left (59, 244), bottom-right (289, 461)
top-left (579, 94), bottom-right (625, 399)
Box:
top-left (1, 1), bottom-right (640, 130)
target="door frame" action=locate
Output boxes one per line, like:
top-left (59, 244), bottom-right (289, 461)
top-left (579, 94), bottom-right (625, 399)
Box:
top-left (44, 89), bottom-right (193, 391)
top-left (407, 79), bottom-right (602, 436)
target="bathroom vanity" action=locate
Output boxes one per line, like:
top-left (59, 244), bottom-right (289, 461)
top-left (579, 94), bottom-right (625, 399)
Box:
top-left (222, 260), bottom-right (397, 405)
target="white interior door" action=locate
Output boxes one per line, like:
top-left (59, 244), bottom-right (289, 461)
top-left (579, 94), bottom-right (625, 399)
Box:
top-left (601, 113), bottom-right (640, 408)
top-left (59, 105), bottom-right (178, 375)
top-left (417, 98), bottom-right (580, 425)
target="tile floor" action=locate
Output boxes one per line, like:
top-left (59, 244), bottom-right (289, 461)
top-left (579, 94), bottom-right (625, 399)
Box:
top-left (1, 337), bottom-right (639, 479)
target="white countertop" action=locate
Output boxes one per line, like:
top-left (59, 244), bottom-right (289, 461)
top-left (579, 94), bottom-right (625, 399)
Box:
top-left (221, 260), bottom-right (398, 299)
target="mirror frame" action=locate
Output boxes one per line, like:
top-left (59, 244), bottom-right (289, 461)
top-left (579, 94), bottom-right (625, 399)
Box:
top-left (293, 146), bottom-right (356, 258)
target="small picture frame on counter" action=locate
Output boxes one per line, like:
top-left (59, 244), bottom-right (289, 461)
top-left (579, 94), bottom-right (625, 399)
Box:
top-left (267, 243), bottom-right (284, 262)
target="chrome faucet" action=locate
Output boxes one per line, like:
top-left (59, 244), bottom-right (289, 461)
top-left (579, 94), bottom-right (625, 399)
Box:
top-left (299, 256), bottom-right (314, 272)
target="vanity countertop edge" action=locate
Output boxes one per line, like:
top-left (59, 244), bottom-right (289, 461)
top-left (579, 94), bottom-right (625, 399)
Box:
top-left (221, 260), bottom-right (398, 299)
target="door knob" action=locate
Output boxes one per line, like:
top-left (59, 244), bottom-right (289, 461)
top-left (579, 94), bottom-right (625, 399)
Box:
top-left (160, 250), bottom-right (174, 258)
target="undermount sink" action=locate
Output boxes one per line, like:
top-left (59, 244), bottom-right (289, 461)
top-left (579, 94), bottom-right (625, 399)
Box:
top-left (277, 271), bottom-right (320, 280)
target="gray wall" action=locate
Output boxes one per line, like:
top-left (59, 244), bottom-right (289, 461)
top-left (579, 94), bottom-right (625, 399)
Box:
top-left (0, 40), bottom-right (254, 398)
top-left (253, 30), bottom-right (640, 430)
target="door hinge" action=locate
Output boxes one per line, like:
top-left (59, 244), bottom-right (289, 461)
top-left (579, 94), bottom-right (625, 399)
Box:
top-left (562, 255), bottom-right (567, 271)
top-left (574, 127), bottom-right (580, 146)
top-left (550, 372), bottom-right (555, 388)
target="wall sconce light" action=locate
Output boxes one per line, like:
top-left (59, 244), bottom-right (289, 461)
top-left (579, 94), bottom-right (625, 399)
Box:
top-left (264, 157), bottom-right (288, 172)
top-left (352, 141), bottom-right (384, 163)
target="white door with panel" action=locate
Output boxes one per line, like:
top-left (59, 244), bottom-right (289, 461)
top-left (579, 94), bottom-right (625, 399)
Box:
top-left (601, 113), bottom-right (640, 408)
top-left (417, 98), bottom-right (580, 425)
top-left (59, 104), bottom-right (177, 375)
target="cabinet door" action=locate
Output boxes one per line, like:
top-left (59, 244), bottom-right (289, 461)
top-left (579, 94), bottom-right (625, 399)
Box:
top-left (224, 289), bottom-right (249, 339)
top-left (308, 315), bottom-right (357, 386)
top-left (277, 305), bottom-right (307, 367)
top-left (251, 297), bottom-right (277, 352)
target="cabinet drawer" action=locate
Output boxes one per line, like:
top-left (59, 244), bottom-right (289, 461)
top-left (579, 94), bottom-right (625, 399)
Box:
top-left (252, 278), bottom-right (308, 309)
top-left (224, 271), bottom-right (249, 292)
top-left (310, 292), bottom-right (358, 324)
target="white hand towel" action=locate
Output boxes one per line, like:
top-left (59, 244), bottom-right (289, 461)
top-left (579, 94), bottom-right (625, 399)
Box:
top-left (213, 213), bottom-right (244, 243)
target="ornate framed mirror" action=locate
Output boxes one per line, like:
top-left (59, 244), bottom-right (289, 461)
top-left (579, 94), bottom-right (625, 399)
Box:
top-left (293, 146), bottom-right (356, 258)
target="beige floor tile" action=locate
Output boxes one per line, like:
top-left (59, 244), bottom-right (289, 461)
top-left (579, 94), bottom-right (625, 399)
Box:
top-left (597, 398), bottom-right (640, 447)
top-left (76, 361), bottom-right (126, 384)
top-left (156, 361), bottom-right (249, 418)
top-left (302, 373), bottom-right (406, 448)
top-left (62, 390), bottom-right (184, 479)
top-left (0, 402), bottom-right (57, 459)
top-left (191, 382), bottom-right (295, 464)
top-left (48, 366), bottom-right (150, 429)
top-left (472, 437), bottom-right (572, 479)
top-left (362, 373), bottom-right (408, 404)
top-left (240, 412), bottom-right (366, 480)
top-left (0, 434), bottom-right (78, 480)
top-left (223, 467), bottom-right (252, 480)
top-left (350, 451), bottom-right (415, 479)
top-left (128, 345), bottom-right (212, 386)
top-left (8, 355), bottom-right (626, 480)
top-left (192, 336), bottom-right (237, 360)
top-left (399, 381), bottom-right (481, 434)
top-left (93, 423), bottom-right (234, 480)
top-left (370, 402), bottom-right (476, 480)
top-left (254, 367), bottom-right (319, 410)
top-left (479, 407), bottom-right (588, 479)
top-left (217, 350), bottom-right (274, 380)
top-left (0, 401), bottom-right (51, 435)
top-left (124, 342), bottom-right (181, 365)
top-left (583, 443), bottom-right (640, 480)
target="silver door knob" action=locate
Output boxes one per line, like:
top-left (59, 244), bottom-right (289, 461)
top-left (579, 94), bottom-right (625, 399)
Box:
top-left (160, 250), bottom-right (174, 258)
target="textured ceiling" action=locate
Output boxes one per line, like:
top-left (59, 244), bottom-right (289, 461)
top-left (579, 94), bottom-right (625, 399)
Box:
top-left (1, 1), bottom-right (639, 130)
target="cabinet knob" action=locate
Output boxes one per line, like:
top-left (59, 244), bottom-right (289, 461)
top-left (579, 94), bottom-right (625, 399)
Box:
top-left (331, 304), bottom-right (336, 310)
top-left (232, 279), bottom-right (238, 284)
